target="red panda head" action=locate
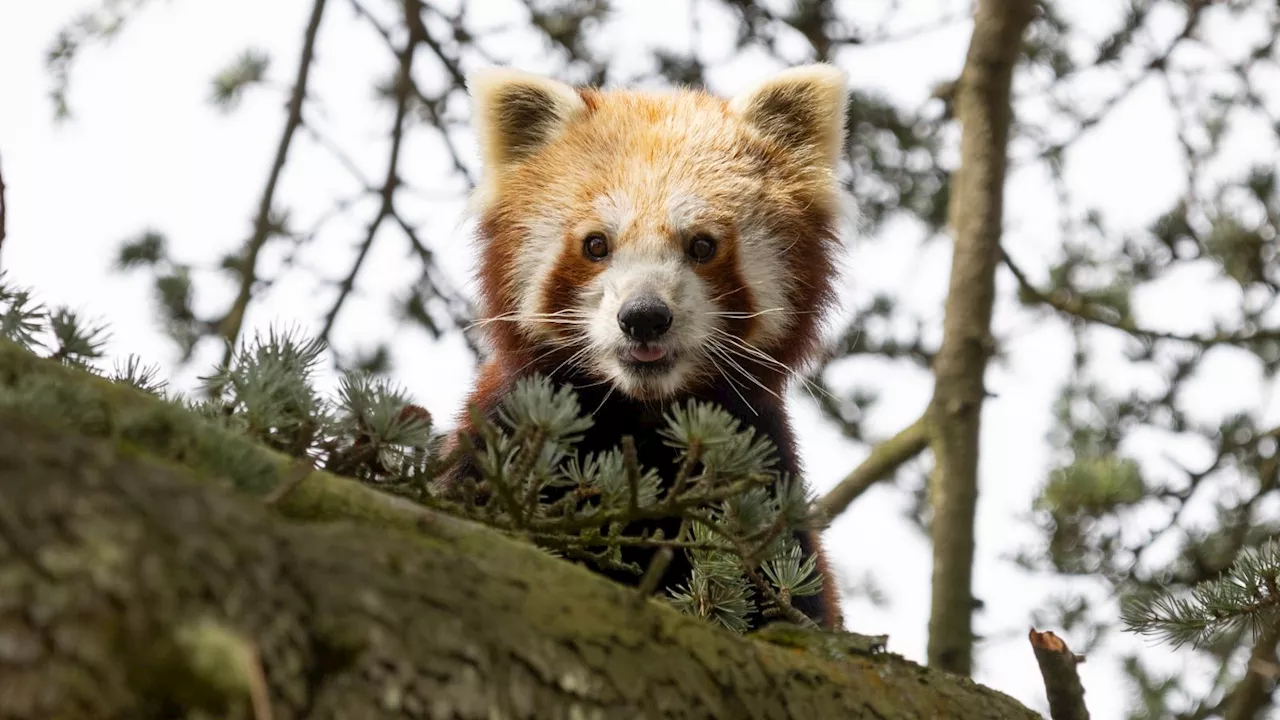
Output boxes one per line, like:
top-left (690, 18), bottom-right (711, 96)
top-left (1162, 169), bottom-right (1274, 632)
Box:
top-left (467, 65), bottom-right (850, 401)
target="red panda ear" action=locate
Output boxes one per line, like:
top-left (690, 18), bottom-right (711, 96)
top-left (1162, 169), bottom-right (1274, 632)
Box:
top-left (468, 68), bottom-right (587, 172)
top-left (729, 64), bottom-right (849, 170)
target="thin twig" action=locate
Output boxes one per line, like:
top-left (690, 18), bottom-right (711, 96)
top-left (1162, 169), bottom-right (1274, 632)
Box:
top-left (346, 0), bottom-right (394, 43)
top-left (217, 0), bottom-right (329, 368)
top-left (302, 119), bottom-right (376, 191)
top-left (666, 440), bottom-right (702, 503)
top-left (516, 428), bottom-right (548, 522)
top-left (246, 641), bottom-right (275, 720)
top-left (740, 549), bottom-right (814, 628)
top-left (1029, 629), bottom-right (1090, 720)
top-left (318, 5), bottom-right (418, 342)
top-left (0, 151), bottom-right (7, 267)
top-left (357, 3), bottom-right (476, 189)
top-left (263, 459), bottom-right (316, 507)
top-left (1000, 247), bottom-right (1280, 348)
top-left (634, 547), bottom-right (674, 604)
top-left (622, 435), bottom-right (640, 513)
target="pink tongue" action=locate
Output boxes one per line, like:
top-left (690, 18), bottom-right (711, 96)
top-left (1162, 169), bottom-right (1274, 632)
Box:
top-left (630, 345), bottom-right (668, 363)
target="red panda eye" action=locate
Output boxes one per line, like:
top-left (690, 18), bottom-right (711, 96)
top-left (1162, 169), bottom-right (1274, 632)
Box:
top-left (583, 233), bottom-right (609, 261)
top-left (688, 234), bottom-right (717, 263)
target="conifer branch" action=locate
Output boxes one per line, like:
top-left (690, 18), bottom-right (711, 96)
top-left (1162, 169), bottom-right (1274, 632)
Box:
top-left (515, 428), bottom-right (548, 522)
top-left (1122, 539), bottom-right (1280, 650)
top-left (740, 548), bottom-right (816, 628)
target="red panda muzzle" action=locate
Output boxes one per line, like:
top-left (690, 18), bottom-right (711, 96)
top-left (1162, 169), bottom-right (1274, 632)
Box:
top-left (617, 293), bottom-right (673, 344)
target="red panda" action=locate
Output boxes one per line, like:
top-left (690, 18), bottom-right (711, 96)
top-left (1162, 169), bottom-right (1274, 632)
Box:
top-left (447, 65), bottom-right (850, 631)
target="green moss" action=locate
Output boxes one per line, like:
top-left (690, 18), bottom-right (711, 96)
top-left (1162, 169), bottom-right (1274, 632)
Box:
top-left (0, 342), bottom-right (329, 501)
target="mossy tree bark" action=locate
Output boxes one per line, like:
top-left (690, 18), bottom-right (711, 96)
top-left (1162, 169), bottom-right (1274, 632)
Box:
top-left (0, 419), bottom-right (1044, 719)
top-left (926, 0), bottom-right (1036, 676)
top-left (0, 344), bottom-right (1046, 718)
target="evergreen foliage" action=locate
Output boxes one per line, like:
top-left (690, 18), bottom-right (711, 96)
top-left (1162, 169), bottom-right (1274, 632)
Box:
top-left (0, 273), bottom-right (824, 633)
top-left (1123, 538), bottom-right (1280, 650)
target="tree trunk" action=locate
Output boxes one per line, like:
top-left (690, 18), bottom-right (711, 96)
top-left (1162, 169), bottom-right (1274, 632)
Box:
top-left (927, 0), bottom-right (1036, 676)
top-left (1223, 626), bottom-right (1279, 720)
top-left (0, 343), bottom-right (1044, 718)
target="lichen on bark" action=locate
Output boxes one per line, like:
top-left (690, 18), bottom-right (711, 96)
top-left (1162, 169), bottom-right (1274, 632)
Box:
top-left (0, 342), bottom-right (1041, 717)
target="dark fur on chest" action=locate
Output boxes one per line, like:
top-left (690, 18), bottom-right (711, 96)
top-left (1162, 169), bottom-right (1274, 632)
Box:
top-left (447, 366), bottom-right (838, 630)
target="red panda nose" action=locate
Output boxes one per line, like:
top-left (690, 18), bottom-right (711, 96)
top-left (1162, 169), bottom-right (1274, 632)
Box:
top-left (618, 294), bottom-right (673, 343)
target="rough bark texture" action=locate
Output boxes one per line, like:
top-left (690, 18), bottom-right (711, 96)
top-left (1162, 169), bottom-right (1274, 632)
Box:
top-left (0, 424), bottom-right (1044, 719)
top-left (0, 343), bottom-right (1044, 717)
top-left (926, 0), bottom-right (1036, 676)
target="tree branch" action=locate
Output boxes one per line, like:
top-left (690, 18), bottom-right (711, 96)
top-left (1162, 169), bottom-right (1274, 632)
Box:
top-left (318, 1), bottom-right (419, 342)
top-left (0, 151), bottom-right (7, 268)
top-left (925, 0), bottom-right (1035, 676)
top-left (818, 414), bottom-right (930, 521)
top-left (1223, 625), bottom-right (1280, 720)
top-left (1029, 629), bottom-right (1090, 720)
top-left (215, 0), bottom-right (329, 367)
top-left (1001, 247), bottom-right (1280, 348)
top-left (0, 345), bottom-right (1045, 719)
top-left (331, 0), bottom-right (479, 350)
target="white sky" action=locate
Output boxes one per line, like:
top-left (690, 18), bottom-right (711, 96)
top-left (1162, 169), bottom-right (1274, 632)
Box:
top-left (4, 1), bottom-right (1276, 716)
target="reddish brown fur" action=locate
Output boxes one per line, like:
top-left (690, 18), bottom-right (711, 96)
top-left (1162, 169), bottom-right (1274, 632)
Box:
top-left (450, 69), bottom-right (849, 629)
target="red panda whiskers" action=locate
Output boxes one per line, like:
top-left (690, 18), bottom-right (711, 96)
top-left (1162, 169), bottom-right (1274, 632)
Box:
top-left (705, 340), bottom-right (783, 404)
top-left (700, 343), bottom-right (761, 415)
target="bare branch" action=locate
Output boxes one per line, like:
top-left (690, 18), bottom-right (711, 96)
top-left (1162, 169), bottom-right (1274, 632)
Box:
top-left (818, 415), bottom-right (929, 520)
top-left (0, 151), bottom-right (7, 269)
top-left (1001, 247), bottom-right (1280, 348)
top-left (318, 2), bottom-right (419, 343)
top-left (1029, 629), bottom-right (1091, 720)
top-left (216, 0), bottom-right (329, 367)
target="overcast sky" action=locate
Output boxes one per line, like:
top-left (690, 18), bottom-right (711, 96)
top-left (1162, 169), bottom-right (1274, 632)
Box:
top-left (5, 1), bottom-right (1276, 715)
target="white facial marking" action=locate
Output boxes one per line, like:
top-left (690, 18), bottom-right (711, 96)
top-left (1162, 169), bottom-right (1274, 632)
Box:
top-left (514, 212), bottom-right (566, 333)
top-left (512, 191), bottom-right (638, 339)
top-left (733, 218), bottom-right (793, 347)
top-left (666, 190), bottom-right (705, 232)
top-left (667, 191), bottom-right (794, 348)
top-left (594, 191), bottom-right (637, 237)
top-left (581, 240), bottom-right (715, 399)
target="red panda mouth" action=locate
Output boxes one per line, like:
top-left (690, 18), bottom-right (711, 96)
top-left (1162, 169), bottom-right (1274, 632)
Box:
top-left (619, 343), bottom-right (675, 374)
top-left (629, 345), bottom-right (667, 363)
